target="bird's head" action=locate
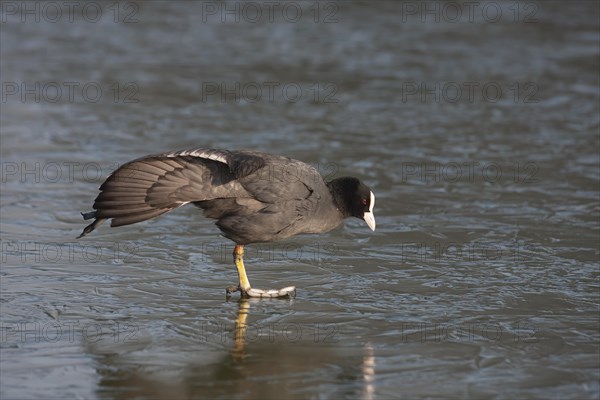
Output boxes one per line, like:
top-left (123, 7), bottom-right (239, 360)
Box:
top-left (329, 177), bottom-right (376, 231)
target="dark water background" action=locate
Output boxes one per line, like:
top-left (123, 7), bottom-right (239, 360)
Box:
top-left (1, 1), bottom-right (599, 399)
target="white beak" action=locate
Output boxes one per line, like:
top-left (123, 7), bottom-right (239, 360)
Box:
top-left (363, 191), bottom-right (376, 231)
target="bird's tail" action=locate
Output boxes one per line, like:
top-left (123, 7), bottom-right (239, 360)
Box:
top-left (77, 211), bottom-right (107, 238)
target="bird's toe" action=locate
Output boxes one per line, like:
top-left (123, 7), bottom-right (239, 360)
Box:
top-left (244, 286), bottom-right (296, 298)
top-left (226, 285), bottom-right (241, 295)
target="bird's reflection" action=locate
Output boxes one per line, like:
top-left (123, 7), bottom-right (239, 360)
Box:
top-left (229, 296), bottom-right (295, 362)
top-left (86, 297), bottom-right (375, 399)
top-left (362, 342), bottom-right (376, 400)
top-left (231, 298), bottom-right (250, 361)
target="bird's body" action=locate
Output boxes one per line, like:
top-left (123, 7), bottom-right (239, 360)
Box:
top-left (79, 148), bottom-right (376, 298)
top-left (195, 151), bottom-right (345, 244)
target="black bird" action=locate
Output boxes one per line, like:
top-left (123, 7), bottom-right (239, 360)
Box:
top-left (78, 148), bottom-right (376, 298)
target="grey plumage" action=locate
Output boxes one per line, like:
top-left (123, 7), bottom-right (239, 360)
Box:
top-left (79, 148), bottom-right (346, 244)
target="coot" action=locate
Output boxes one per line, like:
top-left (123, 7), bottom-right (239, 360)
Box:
top-left (78, 148), bottom-right (376, 298)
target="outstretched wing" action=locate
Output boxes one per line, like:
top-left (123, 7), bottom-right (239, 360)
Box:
top-left (78, 148), bottom-right (264, 238)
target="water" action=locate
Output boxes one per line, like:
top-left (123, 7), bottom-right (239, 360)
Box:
top-left (1, 1), bottom-right (599, 399)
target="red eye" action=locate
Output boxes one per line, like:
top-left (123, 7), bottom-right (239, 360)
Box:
top-left (361, 198), bottom-right (367, 206)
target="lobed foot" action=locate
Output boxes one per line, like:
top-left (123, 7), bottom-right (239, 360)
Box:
top-left (226, 285), bottom-right (296, 298)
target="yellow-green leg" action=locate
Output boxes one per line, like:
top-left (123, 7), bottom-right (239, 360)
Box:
top-left (225, 245), bottom-right (296, 298)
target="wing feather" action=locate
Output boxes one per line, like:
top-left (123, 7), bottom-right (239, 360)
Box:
top-left (78, 148), bottom-right (253, 237)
